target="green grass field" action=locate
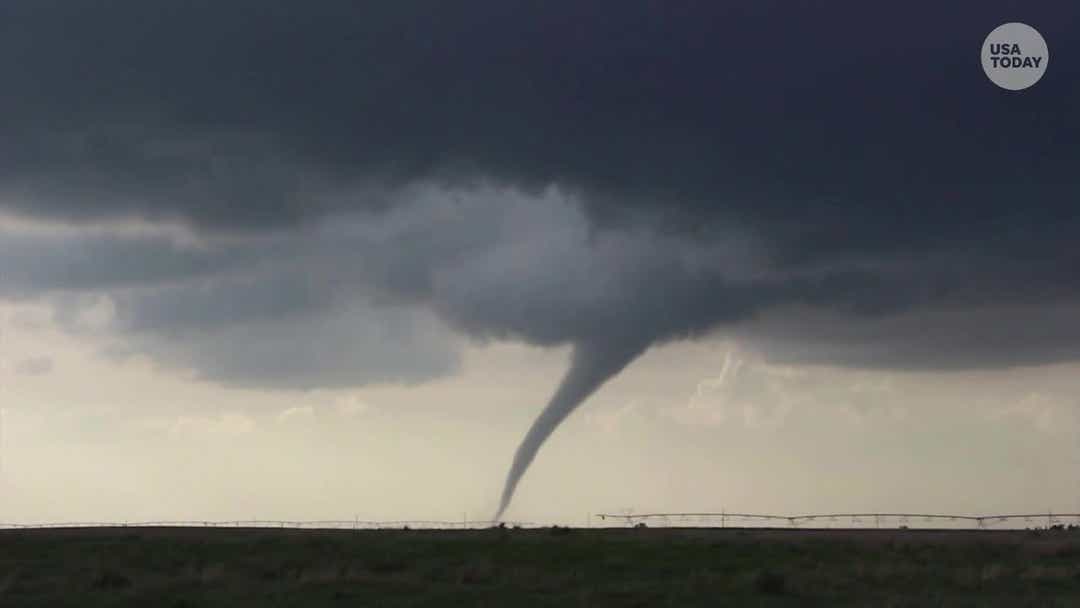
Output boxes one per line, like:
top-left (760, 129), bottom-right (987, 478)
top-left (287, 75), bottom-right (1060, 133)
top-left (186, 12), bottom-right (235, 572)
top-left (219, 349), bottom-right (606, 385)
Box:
top-left (0, 526), bottom-right (1078, 606)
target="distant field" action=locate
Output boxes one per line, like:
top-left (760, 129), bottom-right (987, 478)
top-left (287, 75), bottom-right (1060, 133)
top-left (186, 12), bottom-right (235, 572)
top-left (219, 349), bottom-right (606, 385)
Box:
top-left (1, 526), bottom-right (1078, 606)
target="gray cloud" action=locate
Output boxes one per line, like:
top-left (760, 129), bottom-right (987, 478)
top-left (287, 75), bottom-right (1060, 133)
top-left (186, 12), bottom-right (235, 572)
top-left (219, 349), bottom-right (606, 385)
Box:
top-left (0, 1), bottom-right (1076, 384)
top-left (0, 222), bottom-right (253, 297)
top-left (4, 182), bottom-right (1073, 396)
top-left (740, 301), bottom-right (1080, 370)
top-left (120, 301), bottom-right (460, 390)
top-left (2, 2), bottom-right (1076, 245)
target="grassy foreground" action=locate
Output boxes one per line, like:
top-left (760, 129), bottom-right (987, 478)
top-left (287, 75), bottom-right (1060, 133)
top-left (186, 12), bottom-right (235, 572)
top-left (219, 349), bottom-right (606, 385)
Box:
top-left (0, 526), bottom-right (1078, 606)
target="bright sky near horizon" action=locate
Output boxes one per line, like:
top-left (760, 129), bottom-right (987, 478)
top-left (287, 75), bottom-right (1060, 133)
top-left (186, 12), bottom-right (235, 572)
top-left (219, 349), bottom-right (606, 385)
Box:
top-left (3, 295), bottom-right (1077, 524)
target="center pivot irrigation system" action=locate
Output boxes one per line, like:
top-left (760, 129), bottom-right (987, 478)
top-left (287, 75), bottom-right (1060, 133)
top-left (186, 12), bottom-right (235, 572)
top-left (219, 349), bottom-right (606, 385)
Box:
top-left (595, 512), bottom-right (1080, 529)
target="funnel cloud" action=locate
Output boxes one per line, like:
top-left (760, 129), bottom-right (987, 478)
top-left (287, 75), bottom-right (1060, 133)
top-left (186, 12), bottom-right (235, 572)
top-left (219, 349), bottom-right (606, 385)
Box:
top-left (496, 337), bottom-right (649, 519)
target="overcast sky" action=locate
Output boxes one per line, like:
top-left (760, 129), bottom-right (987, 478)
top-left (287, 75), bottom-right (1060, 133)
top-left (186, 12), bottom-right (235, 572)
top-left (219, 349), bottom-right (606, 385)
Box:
top-left (1, 1), bottom-right (1078, 524)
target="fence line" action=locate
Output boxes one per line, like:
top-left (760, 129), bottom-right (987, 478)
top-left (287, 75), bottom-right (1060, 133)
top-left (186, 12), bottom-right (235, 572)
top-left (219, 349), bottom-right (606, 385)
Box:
top-left (0, 519), bottom-right (543, 530)
top-left (1, 512), bottom-right (1079, 531)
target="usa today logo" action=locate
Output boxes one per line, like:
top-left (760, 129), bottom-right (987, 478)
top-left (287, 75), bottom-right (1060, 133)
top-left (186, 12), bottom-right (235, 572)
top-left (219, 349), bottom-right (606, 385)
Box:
top-left (981, 23), bottom-right (1048, 91)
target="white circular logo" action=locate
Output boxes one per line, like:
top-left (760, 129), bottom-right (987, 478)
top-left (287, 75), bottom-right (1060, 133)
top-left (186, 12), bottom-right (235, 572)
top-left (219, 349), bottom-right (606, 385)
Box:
top-left (981, 22), bottom-right (1048, 91)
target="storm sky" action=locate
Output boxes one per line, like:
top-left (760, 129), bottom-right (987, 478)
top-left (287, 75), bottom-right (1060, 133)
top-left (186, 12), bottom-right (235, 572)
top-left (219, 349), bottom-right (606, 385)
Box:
top-left (1, 1), bottom-right (1078, 523)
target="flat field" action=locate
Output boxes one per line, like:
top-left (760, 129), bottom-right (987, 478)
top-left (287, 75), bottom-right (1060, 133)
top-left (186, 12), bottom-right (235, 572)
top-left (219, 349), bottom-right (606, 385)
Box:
top-left (0, 525), bottom-right (1078, 606)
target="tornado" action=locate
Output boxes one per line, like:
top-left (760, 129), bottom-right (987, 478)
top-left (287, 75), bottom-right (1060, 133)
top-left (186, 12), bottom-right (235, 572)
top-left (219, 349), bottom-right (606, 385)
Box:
top-left (495, 337), bottom-right (650, 521)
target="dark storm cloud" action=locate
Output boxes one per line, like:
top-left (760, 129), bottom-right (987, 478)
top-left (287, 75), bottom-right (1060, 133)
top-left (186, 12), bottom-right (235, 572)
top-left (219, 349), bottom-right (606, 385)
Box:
top-left (739, 302), bottom-right (1080, 371)
top-left (1, 0), bottom-right (1078, 381)
top-left (0, 225), bottom-right (242, 296)
top-left (3, 1), bottom-right (1077, 235)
